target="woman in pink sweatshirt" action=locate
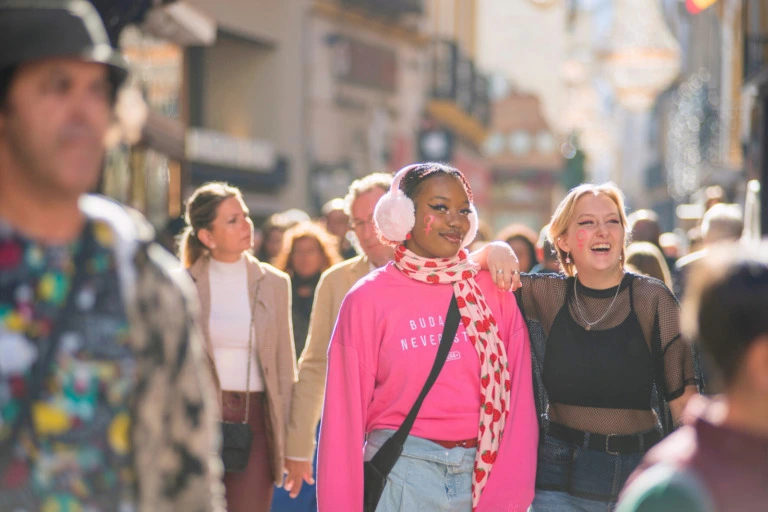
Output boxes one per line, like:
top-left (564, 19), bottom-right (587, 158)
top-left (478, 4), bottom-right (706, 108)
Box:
top-left (317, 163), bottom-right (538, 512)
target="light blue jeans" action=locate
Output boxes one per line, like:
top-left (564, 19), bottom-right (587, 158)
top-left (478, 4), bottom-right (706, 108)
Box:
top-left (364, 429), bottom-right (476, 512)
top-left (532, 490), bottom-right (615, 512)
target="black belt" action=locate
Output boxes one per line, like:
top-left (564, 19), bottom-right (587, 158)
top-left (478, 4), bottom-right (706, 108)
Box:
top-left (547, 422), bottom-right (662, 455)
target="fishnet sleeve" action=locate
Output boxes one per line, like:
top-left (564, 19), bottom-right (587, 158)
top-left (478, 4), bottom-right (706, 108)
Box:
top-left (518, 273), bottom-right (568, 333)
top-left (653, 281), bottom-right (697, 401)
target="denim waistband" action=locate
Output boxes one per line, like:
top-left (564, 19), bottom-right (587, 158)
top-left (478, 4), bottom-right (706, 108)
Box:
top-left (366, 429), bottom-right (476, 466)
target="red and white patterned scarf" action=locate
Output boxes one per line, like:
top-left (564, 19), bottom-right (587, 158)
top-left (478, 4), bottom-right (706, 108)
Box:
top-left (393, 244), bottom-right (511, 509)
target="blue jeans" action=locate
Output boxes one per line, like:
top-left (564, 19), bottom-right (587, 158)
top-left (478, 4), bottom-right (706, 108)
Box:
top-left (533, 490), bottom-right (614, 512)
top-left (534, 433), bottom-right (644, 505)
top-left (364, 429), bottom-right (476, 512)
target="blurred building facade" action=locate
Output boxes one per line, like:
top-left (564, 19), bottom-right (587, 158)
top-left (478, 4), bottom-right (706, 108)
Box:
top-left (741, 0), bottom-right (768, 235)
top-left (419, 0), bottom-right (493, 212)
top-left (306, 0), bottom-right (429, 211)
top-left (484, 93), bottom-right (562, 233)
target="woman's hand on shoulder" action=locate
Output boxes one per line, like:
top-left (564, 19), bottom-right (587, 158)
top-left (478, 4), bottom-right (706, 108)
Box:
top-left (471, 241), bottom-right (522, 292)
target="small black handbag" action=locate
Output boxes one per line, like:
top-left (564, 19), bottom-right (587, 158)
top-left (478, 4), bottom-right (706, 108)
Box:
top-left (363, 295), bottom-right (460, 512)
top-left (221, 421), bottom-right (253, 473)
top-left (220, 283), bottom-right (260, 473)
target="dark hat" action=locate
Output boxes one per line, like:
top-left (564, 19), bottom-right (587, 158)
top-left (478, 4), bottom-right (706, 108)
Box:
top-left (0, 0), bottom-right (129, 89)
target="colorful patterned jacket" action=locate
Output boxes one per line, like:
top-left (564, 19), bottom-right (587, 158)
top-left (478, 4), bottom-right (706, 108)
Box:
top-left (80, 196), bottom-right (225, 511)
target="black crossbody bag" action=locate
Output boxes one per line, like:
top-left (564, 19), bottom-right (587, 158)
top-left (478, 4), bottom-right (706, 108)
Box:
top-left (363, 294), bottom-right (460, 512)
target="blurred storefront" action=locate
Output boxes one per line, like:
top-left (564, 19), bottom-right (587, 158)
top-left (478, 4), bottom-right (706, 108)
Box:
top-left (484, 93), bottom-right (562, 233)
top-left (741, 0), bottom-right (768, 235)
top-left (99, 1), bottom-right (216, 231)
top-left (419, 1), bottom-right (493, 215)
top-left (182, 0), bottom-right (304, 218)
top-left (306, 0), bottom-right (429, 211)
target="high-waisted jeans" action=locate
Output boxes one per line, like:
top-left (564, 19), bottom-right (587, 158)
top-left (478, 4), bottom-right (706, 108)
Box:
top-left (532, 432), bottom-right (644, 510)
top-left (364, 429), bottom-right (476, 512)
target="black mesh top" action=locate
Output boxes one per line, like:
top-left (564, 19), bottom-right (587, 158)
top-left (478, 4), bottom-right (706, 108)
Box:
top-left (515, 272), bottom-right (700, 436)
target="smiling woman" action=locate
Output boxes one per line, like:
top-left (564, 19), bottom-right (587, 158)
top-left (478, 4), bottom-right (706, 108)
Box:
top-left (317, 163), bottom-right (538, 512)
top-left (513, 183), bottom-right (702, 512)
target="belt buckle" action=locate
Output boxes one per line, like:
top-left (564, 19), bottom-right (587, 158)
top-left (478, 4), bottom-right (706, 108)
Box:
top-left (605, 433), bottom-right (620, 456)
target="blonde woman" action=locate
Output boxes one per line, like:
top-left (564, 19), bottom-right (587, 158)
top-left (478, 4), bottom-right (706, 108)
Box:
top-left (179, 182), bottom-right (296, 512)
top-left (515, 183), bottom-right (699, 511)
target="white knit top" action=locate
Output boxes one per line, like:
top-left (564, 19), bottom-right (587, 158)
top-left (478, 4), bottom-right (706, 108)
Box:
top-left (209, 255), bottom-right (265, 392)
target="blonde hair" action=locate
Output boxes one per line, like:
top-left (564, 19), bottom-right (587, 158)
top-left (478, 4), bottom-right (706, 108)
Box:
top-left (547, 183), bottom-right (629, 277)
top-left (177, 182), bottom-right (243, 268)
top-left (625, 242), bottom-right (673, 289)
top-left (272, 221), bottom-right (342, 276)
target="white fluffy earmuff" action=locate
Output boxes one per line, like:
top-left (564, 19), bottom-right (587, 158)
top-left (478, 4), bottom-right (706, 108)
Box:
top-left (373, 164), bottom-right (419, 244)
top-left (374, 164), bottom-right (480, 249)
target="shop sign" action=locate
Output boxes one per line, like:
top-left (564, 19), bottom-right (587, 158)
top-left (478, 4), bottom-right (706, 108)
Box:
top-left (186, 128), bottom-right (276, 172)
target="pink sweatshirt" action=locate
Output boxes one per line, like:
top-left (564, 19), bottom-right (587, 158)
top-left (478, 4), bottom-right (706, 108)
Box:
top-left (317, 264), bottom-right (538, 511)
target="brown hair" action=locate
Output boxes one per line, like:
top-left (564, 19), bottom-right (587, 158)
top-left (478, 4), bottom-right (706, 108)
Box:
top-left (273, 221), bottom-right (342, 277)
top-left (496, 223), bottom-right (539, 272)
top-left (177, 182), bottom-right (243, 268)
top-left (625, 242), bottom-right (673, 289)
top-left (548, 182), bottom-right (629, 277)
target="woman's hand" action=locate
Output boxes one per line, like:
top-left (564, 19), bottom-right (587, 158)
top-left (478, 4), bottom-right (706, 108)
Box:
top-left (470, 241), bottom-right (522, 291)
top-left (282, 458), bottom-right (315, 498)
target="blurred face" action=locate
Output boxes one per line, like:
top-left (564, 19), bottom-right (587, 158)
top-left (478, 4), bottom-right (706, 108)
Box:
top-left (325, 209), bottom-right (349, 238)
top-left (200, 196), bottom-right (254, 262)
top-left (406, 174), bottom-right (471, 259)
top-left (290, 236), bottom-right (326, 278)
top-left (350, 188), bottom-right (392, 267)
top-left (557, 193), bottom-right (625, 277)
top-left (508, 238), bottom-right (533, 273)
top-left (264, 228), bottom-right (285, 260)
top-left (0, 59), bottom-right (112, 200)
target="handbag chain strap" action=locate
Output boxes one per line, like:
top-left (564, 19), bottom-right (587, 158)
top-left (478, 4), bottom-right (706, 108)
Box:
top-left (242, 281), bottom-right (260, 424)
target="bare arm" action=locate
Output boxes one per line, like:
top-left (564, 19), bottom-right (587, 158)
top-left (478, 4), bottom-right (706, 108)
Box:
top-left (469, 241), bottom-right (522, 291)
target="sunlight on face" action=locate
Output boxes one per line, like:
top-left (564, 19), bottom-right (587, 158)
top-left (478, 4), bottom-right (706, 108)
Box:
top-left (406, 174), bottom-right (471, 259)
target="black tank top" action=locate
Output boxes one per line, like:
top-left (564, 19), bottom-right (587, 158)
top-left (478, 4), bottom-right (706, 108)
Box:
top-left (543, 276), bottom-right (654, 410)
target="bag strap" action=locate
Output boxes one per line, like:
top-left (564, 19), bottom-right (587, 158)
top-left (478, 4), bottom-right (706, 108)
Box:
top-left (0, 221), bottom-right (96, 470)
top-left (242, 281), bottom-right (260, 424)
top-left (369, 294), bottom-right (460, 469)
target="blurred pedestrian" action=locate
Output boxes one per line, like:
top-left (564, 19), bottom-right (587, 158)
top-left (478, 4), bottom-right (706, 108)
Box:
top-left (496, 223), bottom-right (539, 273)
top-left (515, 183), bottom-right (699, 511)
top-left (675, 203), bottom-right (743, 297)
top-left (659, 232), bottom-right (682, 261)
top-left (273, 221), bottom-right (341, 358)
top-left (531, 224), bottom-right (561, 274)
top-left (0, 1), bottom-right (223, 510)
top-left (625, 242), bottom-right (673, 290)
top-left (317, 163), bottom-right (537, 512)
top-left (320, 198), bottom-right (356, 260)
top-left (257, 214), bottom-right (291, 264)
top-left (179, 182), bottom-right (297, 512)
top-left (282, 173), bottom-right (523, 501)
top-left (617, 242), bottom-right (768, 512)
top-left (269, 221), bottom-right (339, 512)
top-left (627, 209), bottom-right (677, 277)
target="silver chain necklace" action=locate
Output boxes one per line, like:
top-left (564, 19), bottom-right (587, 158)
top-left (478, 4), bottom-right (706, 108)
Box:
top-left (573, 275), bottom-right (623, 331)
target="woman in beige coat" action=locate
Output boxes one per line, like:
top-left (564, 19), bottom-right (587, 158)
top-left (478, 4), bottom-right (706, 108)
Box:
top-left (179, 182), bottom-right (296, 512)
